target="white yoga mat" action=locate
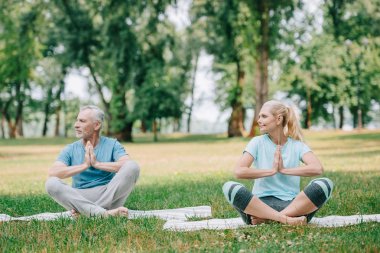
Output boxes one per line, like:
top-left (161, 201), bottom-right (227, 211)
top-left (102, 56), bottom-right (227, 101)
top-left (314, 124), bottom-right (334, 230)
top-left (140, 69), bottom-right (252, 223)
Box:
top-left (163, 214), bottom-right (380, 231)
top-left (0, 205), bottom-right (212, 222)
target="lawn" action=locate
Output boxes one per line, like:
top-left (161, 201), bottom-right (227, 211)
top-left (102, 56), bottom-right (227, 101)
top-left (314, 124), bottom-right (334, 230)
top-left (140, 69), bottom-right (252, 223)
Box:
top-left (0, 130), bottom-right (379, 252)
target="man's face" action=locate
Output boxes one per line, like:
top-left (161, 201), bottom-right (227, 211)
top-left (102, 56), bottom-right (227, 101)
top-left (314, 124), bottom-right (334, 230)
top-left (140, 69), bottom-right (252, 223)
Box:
top-left (74, 109), bottom-right (99, 139)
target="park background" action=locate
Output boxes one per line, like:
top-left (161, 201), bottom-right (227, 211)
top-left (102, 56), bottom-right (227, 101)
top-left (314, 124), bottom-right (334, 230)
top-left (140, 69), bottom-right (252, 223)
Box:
top-left (1, 0), bottom-right (380, 252)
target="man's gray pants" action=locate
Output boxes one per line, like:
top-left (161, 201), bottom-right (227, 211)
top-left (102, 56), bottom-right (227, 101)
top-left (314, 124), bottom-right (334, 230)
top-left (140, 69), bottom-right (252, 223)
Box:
top-left (45, 160), bottom-right (140, 217)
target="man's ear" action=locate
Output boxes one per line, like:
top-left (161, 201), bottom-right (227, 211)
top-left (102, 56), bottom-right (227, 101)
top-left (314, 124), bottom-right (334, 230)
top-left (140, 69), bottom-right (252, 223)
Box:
top-left (94, 121), bottom-right (101, 131)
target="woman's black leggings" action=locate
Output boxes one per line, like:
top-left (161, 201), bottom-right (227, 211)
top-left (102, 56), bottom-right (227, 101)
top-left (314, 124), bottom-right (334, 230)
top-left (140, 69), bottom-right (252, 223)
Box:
top-left (222, 178), bottom-right (334, 224)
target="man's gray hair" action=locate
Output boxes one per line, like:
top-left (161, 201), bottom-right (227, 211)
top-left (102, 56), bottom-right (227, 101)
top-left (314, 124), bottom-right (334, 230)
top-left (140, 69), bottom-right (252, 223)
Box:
top-left (80, 105), bottom-right (105, 128)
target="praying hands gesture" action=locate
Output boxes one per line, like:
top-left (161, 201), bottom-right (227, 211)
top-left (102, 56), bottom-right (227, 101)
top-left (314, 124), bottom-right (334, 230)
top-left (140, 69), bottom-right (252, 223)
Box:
top-left (84, 141), bottom-right (99, 168)
top-left (272, 145), bottom-right (285, 174)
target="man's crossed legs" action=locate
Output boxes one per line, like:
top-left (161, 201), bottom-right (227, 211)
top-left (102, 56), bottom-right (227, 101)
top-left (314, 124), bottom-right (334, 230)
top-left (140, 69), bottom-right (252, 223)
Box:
top-left (45, 160), bottom-right (140, 217)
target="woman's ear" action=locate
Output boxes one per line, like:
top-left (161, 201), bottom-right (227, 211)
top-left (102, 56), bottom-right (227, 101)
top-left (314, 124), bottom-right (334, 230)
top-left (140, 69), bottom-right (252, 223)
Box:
top-left (277, 115), bottom-right (283, 126)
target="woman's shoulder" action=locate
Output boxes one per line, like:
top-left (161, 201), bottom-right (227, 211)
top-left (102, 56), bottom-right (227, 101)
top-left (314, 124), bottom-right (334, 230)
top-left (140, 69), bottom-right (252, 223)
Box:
top-left (249, 134), bottom-right (268, 142)
top-left (247, 134), bottom-right (268, 146)
top-left (287, 137), bottom-right (310, 149)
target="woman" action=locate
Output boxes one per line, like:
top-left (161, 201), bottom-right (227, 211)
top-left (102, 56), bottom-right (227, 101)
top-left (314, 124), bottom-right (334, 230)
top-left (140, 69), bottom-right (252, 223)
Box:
top-left (223, 100), bottom-right (333, 225)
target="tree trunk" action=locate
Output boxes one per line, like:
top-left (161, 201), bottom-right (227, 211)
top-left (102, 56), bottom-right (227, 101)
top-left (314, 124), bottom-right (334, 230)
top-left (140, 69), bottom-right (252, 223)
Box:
top-left (87, 61), bottom-right (112, 135)
top-left (8, 120), bottom-right (17, 139)
top-left (140, 120), bottom-right (147, 133)
top-left (332, 105), bottom-right (336, 129)
top-left (55, 73), bottom-right (66, 137)
top-left (305, 89), bottom-right (312, 129)
top-left (17, 118), bottom-right (23, 137)
top-left (0, 115), bottom-right (5, 138)
top-left (357, 108), bottom-right (363, 130)
top-left (187, 51), bottom-right (200, 133)
top-left (338, 105), bottom-right (344, 129)
top-left (249, 0), bottom-right (269, 137)
top-left (228, 61), bottom-right (245, 137)
top-left (42, 87), bottom-right (53, 136)
top-left (152, 119), bottom-right (158, 142)
top-left (113, 121), bottom-right (133, 142)
top-left (55, 108), bottom-right (61, 136)
top-left (173, 118), bottom-right (181, 132)
top-left (3, 99), bottom-right (15, 138)
top-left (110, 89), bottom-right (133, 142)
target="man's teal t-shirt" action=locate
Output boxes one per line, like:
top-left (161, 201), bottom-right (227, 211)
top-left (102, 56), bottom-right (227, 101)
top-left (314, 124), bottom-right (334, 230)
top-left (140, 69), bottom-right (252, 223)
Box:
top-left (244, 134), bottom-right (311, 201)
top-left (57, 136), bottom-right (127, 189)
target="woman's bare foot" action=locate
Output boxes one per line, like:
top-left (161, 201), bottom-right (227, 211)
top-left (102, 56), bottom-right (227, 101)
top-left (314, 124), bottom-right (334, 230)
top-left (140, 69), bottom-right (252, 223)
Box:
top-left (284, 216), bottom-right (307, 226)
top-left (105, 207), bottom-right (129, 217)
top-left (250, 216), bottom-right (269, 225)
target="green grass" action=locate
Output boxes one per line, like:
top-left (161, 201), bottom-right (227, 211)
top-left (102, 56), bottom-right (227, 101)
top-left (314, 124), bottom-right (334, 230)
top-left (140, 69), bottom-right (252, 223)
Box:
top-left (1, 130), bottom-right (380, 252)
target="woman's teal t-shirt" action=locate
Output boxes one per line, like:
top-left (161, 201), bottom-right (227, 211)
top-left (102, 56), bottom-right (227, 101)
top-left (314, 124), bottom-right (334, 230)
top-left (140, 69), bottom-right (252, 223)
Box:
top-left (244, 134), bottom-right (311, 200)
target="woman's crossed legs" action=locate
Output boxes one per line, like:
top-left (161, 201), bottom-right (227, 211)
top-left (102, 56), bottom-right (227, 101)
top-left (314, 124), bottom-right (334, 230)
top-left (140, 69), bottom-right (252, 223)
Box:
top-left (222, 178), bottom-right (334, 225)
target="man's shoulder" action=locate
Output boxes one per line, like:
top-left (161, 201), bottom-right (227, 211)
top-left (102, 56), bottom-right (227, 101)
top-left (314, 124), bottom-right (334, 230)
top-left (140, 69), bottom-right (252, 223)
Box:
top-left (63, 139), bottom-right (82, 149)
top-left (100, 136), bottom-right (119, 146)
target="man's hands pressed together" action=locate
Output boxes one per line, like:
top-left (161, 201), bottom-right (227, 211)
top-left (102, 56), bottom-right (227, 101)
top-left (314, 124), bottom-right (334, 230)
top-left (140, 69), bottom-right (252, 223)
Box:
top-left (84, 141), bottom-right (100, 169)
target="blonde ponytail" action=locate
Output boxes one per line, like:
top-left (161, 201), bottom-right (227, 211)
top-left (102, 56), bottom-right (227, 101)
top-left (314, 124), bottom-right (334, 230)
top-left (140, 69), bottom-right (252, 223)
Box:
top-left (264, 100), bottom-right (304, 142)
top-left (285, 106), bottom-right (304, 142)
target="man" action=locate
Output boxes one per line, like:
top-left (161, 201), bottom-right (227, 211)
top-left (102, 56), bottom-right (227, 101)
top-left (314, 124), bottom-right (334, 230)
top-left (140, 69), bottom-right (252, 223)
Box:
top-left (45, 105), bottom-right (140, 217)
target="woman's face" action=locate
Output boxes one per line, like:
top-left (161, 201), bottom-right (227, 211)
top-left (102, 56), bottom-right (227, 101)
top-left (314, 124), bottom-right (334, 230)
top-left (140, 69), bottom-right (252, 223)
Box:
top-left (257, 105), bottom-right (279, 134)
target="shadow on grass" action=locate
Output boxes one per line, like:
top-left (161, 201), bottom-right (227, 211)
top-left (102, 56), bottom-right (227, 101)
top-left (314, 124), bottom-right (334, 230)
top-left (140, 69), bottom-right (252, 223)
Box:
top-left (1, 171), bottom-right (379, 218)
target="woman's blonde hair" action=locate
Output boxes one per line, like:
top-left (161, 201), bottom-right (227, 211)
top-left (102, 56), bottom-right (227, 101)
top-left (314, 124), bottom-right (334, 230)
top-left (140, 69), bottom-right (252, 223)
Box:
top-left (263, 100), bottom-right (304, 142)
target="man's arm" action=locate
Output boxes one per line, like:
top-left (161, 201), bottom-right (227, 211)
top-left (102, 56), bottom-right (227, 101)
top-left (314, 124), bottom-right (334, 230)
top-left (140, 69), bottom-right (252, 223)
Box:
top-left (48, 161), bottom-right (89, 179)
top-left (90, 152), bottom-right (130, 173)
top-left (49, 143), bottom-right (91, 179)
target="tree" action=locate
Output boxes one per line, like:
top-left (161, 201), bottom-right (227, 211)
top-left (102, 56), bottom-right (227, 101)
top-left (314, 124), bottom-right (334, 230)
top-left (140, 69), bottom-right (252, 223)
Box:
top-left (191, 0), bottom-right (255, 137)
top-left (324, 0), bottom-right (380, 128)
top-left (34, 57), bottom-right (65, 136)
top-left (0, 1), bottom-right (42, 138)
top-left (280, 34), bottom-right (349, 128)
top-left (53, 0), bottom-right (186, 141)
top-left (247, 0), bottom-right (298, 136)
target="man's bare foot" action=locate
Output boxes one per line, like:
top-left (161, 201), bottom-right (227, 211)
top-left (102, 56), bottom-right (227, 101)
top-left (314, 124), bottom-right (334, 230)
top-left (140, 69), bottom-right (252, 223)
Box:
top-left (71, 209), bottom-right (80, 218)
top-left (284, 216), bottom-right (307, 226)
top-left (250, 216), bottom-right (268, 225)
top-left (105, 207), bottom-right (129, 217)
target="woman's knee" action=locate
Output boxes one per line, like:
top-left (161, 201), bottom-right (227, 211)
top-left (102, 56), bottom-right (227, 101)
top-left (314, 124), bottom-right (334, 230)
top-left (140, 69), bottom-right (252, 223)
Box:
top-left (222, 181), bottom-right (240, 201)
top-left (222, 181), bottom-right (253, 211)
top-left (304, 177), bottom-right (334, 208)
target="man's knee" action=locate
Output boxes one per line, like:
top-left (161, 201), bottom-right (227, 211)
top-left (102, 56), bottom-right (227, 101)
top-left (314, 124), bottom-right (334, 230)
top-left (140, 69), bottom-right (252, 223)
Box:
top-left (45, 177), bottom-right (62, 196)
top-left (304, 177), bottom-right (334, 208)
top-left (119, 160), bottom-right (140, 180)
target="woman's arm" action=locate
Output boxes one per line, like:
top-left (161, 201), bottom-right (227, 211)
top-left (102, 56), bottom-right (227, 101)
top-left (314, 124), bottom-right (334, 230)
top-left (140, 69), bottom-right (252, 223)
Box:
top-left (279, 151), bottom-right (323, 176)
top-left (234, 152), bottom-right (277, 179)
